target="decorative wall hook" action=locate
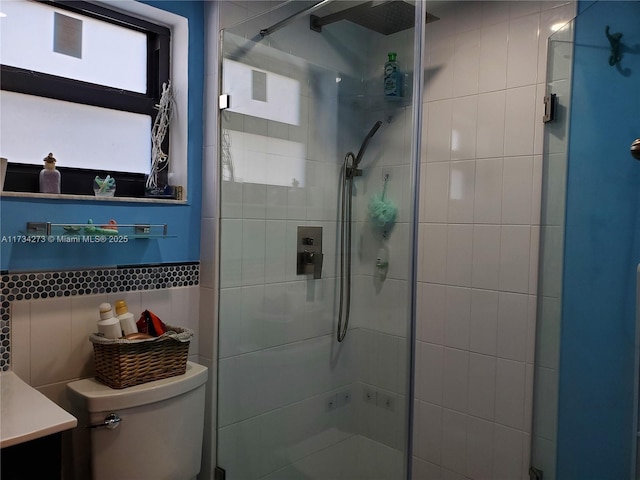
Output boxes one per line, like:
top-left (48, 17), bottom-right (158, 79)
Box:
top-left (605, 26), bottom-right (623, 66)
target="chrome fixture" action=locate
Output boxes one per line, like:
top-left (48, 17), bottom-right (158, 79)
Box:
top-left (87, 413), bottom-right (121, 430)
top-left (260, 0), bottom-right (335, 37)
top-left (543, 93), bottom-right (557, 123)
top-left (297, 226), bottom-right (324, 279)
top-left (337, 121), bottom-right (382, 343)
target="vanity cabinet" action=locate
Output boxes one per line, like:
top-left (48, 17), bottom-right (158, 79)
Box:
top-left (1, 433), bottom-right (62, 480)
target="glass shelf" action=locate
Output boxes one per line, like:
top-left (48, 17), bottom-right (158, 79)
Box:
top-left (338, 93), bottom-right (412, 112)
top-left (24, 222), bottom-right (173, 239)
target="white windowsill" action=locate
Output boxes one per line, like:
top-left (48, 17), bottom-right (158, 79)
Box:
top-left (1, 191), bottom-right (187, 205)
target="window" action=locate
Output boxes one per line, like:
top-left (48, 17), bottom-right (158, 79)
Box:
top-left (0, 0), bottom-right (173, 197)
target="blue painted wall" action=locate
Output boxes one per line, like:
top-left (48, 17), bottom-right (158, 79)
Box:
top-left (558, 1), bottom-right (640, 478)
top-left (0, 1), bottom-right (204, 272)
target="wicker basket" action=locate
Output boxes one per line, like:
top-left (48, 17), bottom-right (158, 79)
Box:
top-left (90, 325), bottom-right (193, 389)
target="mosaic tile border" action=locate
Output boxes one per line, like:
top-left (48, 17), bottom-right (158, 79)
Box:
top-left (0, 262), bottom-right (199, 371)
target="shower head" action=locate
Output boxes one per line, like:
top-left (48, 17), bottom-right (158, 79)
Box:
top-left (354, 120), bottom-right (383, 167)
top-left (311, 1), bottom-right (439, 36)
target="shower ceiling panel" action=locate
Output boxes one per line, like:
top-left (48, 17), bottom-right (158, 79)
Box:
top-left (311, 0), bottom-right (439, 35)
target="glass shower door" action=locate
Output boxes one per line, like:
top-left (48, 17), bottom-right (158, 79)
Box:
top-left (216, 3), bottom-right (421, 479)
top-left (530, 14), bottom-right (574, 480)
top-left (532, 2), bottom-right (640, 479)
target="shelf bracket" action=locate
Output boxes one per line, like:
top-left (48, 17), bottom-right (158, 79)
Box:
top-left (26, 222), bottom-right (51, 235)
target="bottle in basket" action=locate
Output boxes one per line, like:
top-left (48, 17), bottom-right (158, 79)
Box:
top-left (97, 303), bottom-right (121, 339)
top-left (115, 300), bottom-right (138, 336)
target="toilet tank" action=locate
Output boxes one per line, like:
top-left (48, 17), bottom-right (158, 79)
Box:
top-left (67, 362), bottom-right (207, 480)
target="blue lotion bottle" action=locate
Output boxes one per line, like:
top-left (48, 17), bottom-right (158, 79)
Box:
top-left (384, 52), bottom-right (401, 97)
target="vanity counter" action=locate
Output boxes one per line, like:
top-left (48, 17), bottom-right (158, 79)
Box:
top-left (1, 371), bottom-right (77, 448)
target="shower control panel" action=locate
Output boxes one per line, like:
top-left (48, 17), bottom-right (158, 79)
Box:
top-left (297, 226), bottom-right (323, 279)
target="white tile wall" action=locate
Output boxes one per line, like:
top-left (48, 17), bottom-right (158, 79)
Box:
top-left (502, 156), bottom-right (534, 225)
top-left (423, 224), bottom-right (448, 284)
top-left (467, 353), bottom-right (496, 421)
top-left (473, 158), bottom-right (503, 223)
top-left (494, 423), bottom-right (525, 479)
top-left (466, 416), bottom-right (494, 479)
top-left (497, 292), bottom-right (529, 362)
top-left (451, 100), bottom-right (478, 162)
top-left (419, 283), bottom-right (446, 344)
top-left (426, 99), bottom-right (453, 161)
top-left (478, 22), bottom-right (508, 93)
top-left (415, 2), bottom-right (576, 479)
top-left (448, 161), bottom-right (476, 223)
top-left (30, 297), bottom-right (74, 386)
top-left (441, 409), bottom-right (467, 474)
top-left (504, 86), bottom-right (537, 157)
top-left (241, 220), bottom-right (267, 286)
top-left (442, 348), bottom-right (470, 413)
top-left (471, 225), bottom-right (501, 290)
top-left (427, 43), bottom-right (455, 102)
top-left (445, 225), bottom-right (473, 286)
top-left (494, 358), bottom-right (526, 430)
top-left (452, 28), bottom-right (481, 97)
top-left (416, 342), bottom-right (444, 406)
top-left (476, 93), bottom-right (506, 159)
top-left (9, 300), bottom-right (31, 382)
top-left (71, 293), bottom-right (109, 379)
top-left (506, 14), bottom-right (540, 88)
top-left (423, 162), bottom-right (450, 223)
top-left (417, 400), bottom-right (443, 466)
top-left (469, 289), bottom-right (499, 356)
top-left (499, 225), bottom-right (531, 293)
top-left (444, 287), bottom-right (471, 350)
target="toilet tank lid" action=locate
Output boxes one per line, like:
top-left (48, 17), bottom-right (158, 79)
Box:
top-left (66, 362), bottom-right (207, 412)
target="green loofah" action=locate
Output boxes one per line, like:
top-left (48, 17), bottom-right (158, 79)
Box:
top-left (368, 175), bottom-right (397, 227)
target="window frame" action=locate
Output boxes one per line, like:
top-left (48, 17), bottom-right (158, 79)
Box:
top-left (1, 0), bottom-right (170, 117)
top-left (0, 0), bottom-right (175, 198)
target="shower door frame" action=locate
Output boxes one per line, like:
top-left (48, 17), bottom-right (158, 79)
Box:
top-left (214, 2), bottom-right (426, 478)
top-left (405, 1), bottom-right (427, 478)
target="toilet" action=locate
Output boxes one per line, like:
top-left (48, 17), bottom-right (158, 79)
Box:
top-left (66, 362), bottom-right (207, 480)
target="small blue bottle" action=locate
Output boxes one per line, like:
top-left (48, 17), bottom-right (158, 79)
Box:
top-left (384, 52), bottom-right (401, 97)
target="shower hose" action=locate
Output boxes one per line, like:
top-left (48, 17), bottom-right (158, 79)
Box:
top-left (337, 151), bottom-right (356, 342)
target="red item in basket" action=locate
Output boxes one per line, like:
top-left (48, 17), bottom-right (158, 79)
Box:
top-left (136, 310), bottom-right (168, 337)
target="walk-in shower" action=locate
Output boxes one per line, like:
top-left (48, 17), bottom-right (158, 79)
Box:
top-left (338, 120), bottom-right (382, 342)
top-left (217, 0), bottom-right (425, 478)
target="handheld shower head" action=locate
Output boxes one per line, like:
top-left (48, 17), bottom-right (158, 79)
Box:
top-left (354, 120), bottom-right (383, 167)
